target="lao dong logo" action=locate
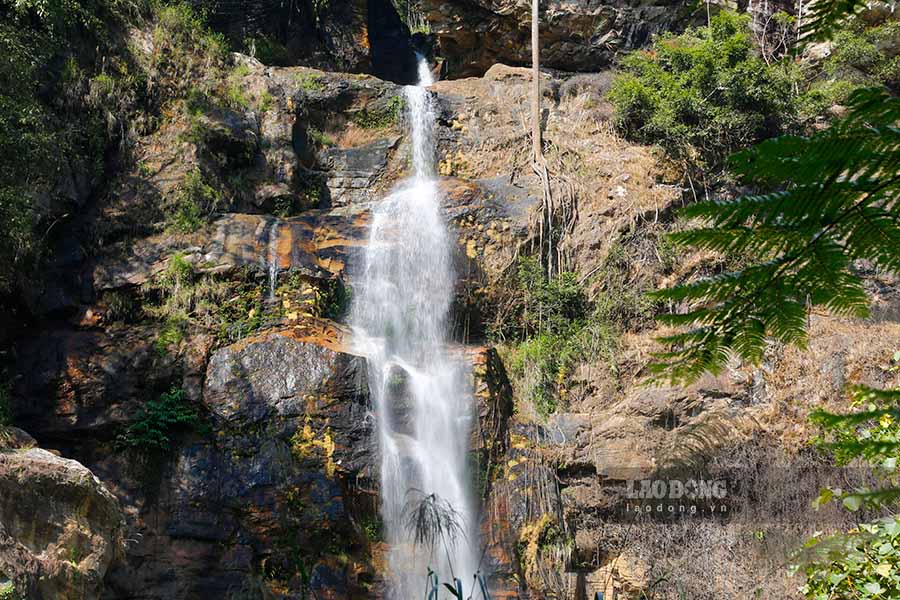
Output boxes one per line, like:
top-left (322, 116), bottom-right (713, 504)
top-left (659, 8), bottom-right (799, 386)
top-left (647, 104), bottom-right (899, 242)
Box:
top-left (624, 478), bottom-right (729, 516)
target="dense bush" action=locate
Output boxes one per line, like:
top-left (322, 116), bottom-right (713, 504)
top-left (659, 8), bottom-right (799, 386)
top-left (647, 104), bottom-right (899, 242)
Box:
top-left (0, 0), bottom-right (230, 297)
top-left (826, 17), bottom-right (900, 91)
top-left (609, 11), bottom-right (800, 180)
top-left (0, 0), bottom-right (117, 293)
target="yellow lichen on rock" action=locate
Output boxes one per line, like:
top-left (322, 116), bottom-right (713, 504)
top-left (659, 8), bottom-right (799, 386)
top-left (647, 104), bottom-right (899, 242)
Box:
top-left (290, 417), bottom-right (337, 478)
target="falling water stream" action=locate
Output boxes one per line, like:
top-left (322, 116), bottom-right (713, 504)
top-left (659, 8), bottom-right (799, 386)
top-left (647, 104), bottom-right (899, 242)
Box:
top-left (350, 57), bottom-right (481, 597)
top-left (266, 218), bottom-right (280, 301)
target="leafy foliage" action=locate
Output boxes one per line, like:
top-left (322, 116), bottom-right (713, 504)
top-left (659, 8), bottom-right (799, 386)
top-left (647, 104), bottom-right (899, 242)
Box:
top-left (117, 387), bottom-right (199, 452)
top-left (825, 17), bottom-right (900, 92)
top-left (148, 1), bottom-right (228, 104)
top-left (0, 0), bottom-right (136, 293)
top-left (810, 384), bottom-right (900, 511)
top-left (351, 96), bottom-right (405, 130)
top-left (795, 516), bottom-right (900, 599)
top-left (609, 11), bottom-right (799, 178)
top-left (798, 0), bottom-right (869, 44)
top-left (169, 168), bottom-right (222, 233)
top-left (650, 86), bottom-right (900, 384)
top-left (493, 257), bottom-right (621, 417)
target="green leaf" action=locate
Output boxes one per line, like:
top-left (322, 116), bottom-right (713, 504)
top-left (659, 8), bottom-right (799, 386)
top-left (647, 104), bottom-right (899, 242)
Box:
top-left (863, 581), bottom-right (883, 595)
top-left (443, 583), bottom-right (461, 598)
top-left (813, 488), bottom-right (835, 510)
top-left (842, 495), bottom-right (863, 512)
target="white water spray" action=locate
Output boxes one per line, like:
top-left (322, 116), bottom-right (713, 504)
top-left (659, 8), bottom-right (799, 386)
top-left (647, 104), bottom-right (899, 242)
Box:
top-left (351, 57), bottom-right (481, 596)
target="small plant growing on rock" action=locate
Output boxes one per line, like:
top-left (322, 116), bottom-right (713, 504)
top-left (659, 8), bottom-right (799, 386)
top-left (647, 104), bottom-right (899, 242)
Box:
top-left (351, 96), bottom-right (405, 130)
top-left (117, 387), bottom-right (199, 453)
top-left (307, 127), bottom-right (335, 148)
top-left (226, 64), bottom-right (251, 109)
top-left (295, 72), bottom-right (324, 93)
top-left (0, 580), bottom-right (18, 600)
top-left (169, 169), bottom-right (222, 233)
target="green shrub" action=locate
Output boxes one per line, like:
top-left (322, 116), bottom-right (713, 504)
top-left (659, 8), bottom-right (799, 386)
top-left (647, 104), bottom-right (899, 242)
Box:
top-left (502, 256), bottom-right (585, 339)
top-left (0, 0), bottom-right (149, 294)
top-left (152, 2), bottom-right (228, 68)
top-left (609, 11), bottom-right (800, 177)
top-left (258, 90), bottom-right (274, 112)
top-left (117, 387), bottom-right (199, 452)
top-left (154, 317), bottom-right (185, 356)
top-left (295, 72), bottom-right (324, 92)
top-left (823, 17), bottom-right (900, 91)
top-left (0, 23), bottom-right (61, 292)
top-left (593, 242), bottom-right (657, 329)
top-left (225, 64), bottom-right (250, 109)
top-left (494, 256), bottom-right (621, 417)
top-left (351, 96), bottom-right (405, 129)
top-left (307, 127), bottom-right (335, 148)
top-left (169, 169), bottom-right (221, 233)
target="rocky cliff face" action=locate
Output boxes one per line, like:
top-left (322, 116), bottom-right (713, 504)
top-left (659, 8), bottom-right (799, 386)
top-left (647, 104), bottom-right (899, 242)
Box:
top-left (424, 0), bottom-right (703, 77)
top-left (4, 4), bottom-right (896, 599)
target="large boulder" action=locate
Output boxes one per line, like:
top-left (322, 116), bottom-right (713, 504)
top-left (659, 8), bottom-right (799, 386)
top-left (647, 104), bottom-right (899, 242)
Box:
top-left (91, 320), bottom-right (379, 599)
top-left (0, 439), bottom-right (124, 600)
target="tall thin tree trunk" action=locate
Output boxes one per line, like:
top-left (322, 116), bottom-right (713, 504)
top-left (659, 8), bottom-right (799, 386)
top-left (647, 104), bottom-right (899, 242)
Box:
top-left (531, 0), bottom-right (541, 162)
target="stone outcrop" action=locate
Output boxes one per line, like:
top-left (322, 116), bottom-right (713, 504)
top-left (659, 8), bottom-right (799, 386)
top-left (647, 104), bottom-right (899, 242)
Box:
top-left (0, 438), bottom-right (124, 600)
top-left (423, 0), bottom-right (702, 77)
top-left (79, 322), bottom-right (379, 599)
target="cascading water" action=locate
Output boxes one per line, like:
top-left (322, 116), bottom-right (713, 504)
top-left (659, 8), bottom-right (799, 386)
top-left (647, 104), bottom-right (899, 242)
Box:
top-left (351, 57), bottom-right (482, 597)
top-left (266, 218), bottom-right (280, 301)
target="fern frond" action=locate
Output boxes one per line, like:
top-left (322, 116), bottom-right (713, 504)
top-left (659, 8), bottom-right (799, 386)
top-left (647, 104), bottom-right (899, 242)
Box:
top-left (799, 0), bottom-right (868, 44)
top-left (651, 88), bottom-right (900, 384)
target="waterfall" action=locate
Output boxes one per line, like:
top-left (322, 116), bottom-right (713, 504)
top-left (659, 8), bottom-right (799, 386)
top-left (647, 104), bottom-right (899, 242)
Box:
top-left (351, 57), bottom-right (481, 597)
top-left (266, 218), bottom-right (280, 301)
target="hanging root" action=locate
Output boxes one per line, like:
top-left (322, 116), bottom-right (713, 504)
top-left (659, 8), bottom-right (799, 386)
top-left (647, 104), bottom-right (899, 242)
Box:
top-left (532, 150), bottom-right (579, 277)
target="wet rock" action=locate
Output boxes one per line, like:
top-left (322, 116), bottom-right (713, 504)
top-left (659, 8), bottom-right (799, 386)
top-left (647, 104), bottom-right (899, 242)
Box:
top-left (321, 137), bottom-right (401, 206)
top-left (0, 445), bottom-right (124, 600)
top-left (201, 209), bottom-right (369, 280)
top-left (382, 364), bottom-right (415, 435)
